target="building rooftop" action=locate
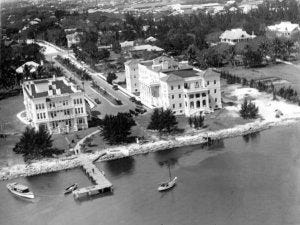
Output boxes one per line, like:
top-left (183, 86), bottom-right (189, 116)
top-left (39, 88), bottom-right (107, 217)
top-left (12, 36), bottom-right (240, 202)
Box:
top-left (131, 44), bottom-right (164, 52)
top-left (267, 21), bottom-right (300, 33)
top-left (220, 28), bottom-right (255, 40)
top-left (24, 77), bottom-right (78, 99)
top-left (165, 68), bottom-right (202, 78)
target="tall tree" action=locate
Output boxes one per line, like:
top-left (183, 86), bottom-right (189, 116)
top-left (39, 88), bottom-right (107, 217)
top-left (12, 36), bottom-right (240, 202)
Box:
top-left (100, 113), bottom-right (136, 144)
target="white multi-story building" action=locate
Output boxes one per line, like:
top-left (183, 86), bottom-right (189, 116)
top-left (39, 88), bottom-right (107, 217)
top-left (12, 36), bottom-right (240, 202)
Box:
top-left (126, 56), bottom-right (222, 116)
top-left (125, 59), bottom-right (142, 94)
top-left (22, 76), bottom-right (89, 134)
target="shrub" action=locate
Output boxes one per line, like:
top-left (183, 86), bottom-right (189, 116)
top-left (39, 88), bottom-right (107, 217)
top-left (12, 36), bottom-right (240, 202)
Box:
top-left (239, 99), bottom-right (259, 119)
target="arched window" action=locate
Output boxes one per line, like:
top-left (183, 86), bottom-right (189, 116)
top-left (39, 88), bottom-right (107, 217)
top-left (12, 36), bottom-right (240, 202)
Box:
top-left (196, 101), bottom-right (200, 108)
top-left (190, 101), bottom-right (194, 109)
top-left (202, 100), bottom-right (206, 107)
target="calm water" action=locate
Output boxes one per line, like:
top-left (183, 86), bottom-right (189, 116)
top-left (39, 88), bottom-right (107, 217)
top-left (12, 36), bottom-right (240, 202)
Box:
top-left (1, 123), bottom-right (300, 225)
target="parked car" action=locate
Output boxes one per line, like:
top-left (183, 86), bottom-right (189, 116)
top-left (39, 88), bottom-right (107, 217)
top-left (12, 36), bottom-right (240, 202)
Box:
top-left (94, 98), bottom-right (101, 104)
top-left (113, 85), bottom-right (118, 90)
top-left (129, 97), bottom-right (136, 102)
top-left (135, 100), bottom-right (142, 106)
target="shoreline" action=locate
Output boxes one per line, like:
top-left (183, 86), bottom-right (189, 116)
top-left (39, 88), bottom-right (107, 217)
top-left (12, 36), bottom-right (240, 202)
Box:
top-left (0, 117), bottom-right (299, 181)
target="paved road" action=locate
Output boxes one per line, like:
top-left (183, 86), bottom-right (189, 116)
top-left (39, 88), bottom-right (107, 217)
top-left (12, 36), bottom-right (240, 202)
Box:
top-left (39, 41), bottom-right (137, 117)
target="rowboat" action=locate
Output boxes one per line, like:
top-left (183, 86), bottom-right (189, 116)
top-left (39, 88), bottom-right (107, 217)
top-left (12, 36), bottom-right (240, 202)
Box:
top-left (64, 183), bottom-right (78, 194)
top-left (7, 182), bottom-right (35, 199)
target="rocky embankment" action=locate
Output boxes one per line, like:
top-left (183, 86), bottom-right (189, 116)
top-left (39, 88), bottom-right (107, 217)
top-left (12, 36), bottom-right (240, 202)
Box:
top-left (0, 118), bottom-right (297, 181)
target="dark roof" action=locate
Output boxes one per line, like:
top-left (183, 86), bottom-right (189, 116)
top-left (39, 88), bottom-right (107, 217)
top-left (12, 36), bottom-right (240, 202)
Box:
top-left (53, 80), bottom-right (74, 94)
top-left (203, 68), bottom-right (220, 78)
top-left (30, 84), bottom-right (48, 98)
top-left (27, 79), bottom-right (75, 98)
top-left (165, 68), bottom-right (202, 78)
top-left (160, 74), bottom-right (183, 82)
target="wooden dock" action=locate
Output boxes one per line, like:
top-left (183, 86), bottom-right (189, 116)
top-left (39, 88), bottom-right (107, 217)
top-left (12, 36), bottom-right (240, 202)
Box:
top-left (73, 160), bottom-right (113, 199)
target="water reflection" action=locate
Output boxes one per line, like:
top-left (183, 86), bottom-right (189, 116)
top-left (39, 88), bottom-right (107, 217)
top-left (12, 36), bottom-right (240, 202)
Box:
top-left (104, 157), bottom-right (135, 177)
top-left (207, 139), bottom-right (225, 150)
top-left (242, 131), bottom-right (260, 143)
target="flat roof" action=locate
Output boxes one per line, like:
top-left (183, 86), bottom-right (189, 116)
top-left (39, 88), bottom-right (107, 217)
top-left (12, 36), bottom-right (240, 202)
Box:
top-left (165, 68), bottom-right (202, 78)
top-left (25, 78), bottom-right (76, 98)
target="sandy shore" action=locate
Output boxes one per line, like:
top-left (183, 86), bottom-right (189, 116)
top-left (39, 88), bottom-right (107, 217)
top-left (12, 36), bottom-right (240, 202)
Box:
top-left (0, 117), bottom-right (298, 181)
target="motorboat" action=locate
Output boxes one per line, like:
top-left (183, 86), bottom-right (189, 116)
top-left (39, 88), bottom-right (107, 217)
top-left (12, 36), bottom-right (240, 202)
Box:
top-left (64, 183), bottom-right (78, 194)
top-left (158, 177), bottom-right (177, 191)
top-left (7, 182), bottom-right (35, 199)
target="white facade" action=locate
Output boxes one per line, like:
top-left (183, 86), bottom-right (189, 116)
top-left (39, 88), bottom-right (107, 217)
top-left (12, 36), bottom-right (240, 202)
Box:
top-left (66, 32), bottom-right (81, 48)
top-left (125, 59), bottom-right (142, 94)
top-left (267, 21), bottom-right (300, 38)
top-left (22, 76), bottom-right (88, 134)
top-left (135, 56), bottom-right (222, 116)
top-left (220, 28), bottom-right (256, 45)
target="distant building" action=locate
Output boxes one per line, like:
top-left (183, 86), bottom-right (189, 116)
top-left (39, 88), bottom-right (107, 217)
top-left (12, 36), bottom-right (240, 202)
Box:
top-left (145, 36), bottom-right (157, 43)
top-left (125, 56), bottom-right (222, 116)
top-left (125, 59), bottom-right (142, 94)
top-left (66, 32), bottom-right (82, 48)
top-left (266, 21), bottom-right (300, 39)
top-left (239, 4), bottom-right (258, 14)
top-left (220, 28), bottom-right (256, 45)
top-left (131, 44), bottom-right (164, 52)
top-left (22, 76), bottom-right (88, 134)
top-left (120, 41), bottom-right (134, 48)
top-left (16, 61), bottom-right (40, 74)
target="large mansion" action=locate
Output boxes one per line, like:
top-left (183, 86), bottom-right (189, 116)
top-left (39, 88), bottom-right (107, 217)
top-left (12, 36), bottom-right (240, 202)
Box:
top-left (22, 76), bottom-right (89, 134)
top-left (126, 56), bottom-right (222, 116)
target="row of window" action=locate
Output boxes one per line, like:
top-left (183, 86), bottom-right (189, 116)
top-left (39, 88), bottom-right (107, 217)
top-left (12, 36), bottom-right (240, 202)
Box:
top-left (49, 102), bottom-right (56, 108)
top-left (36, 103), bottom-right (45, 110)
top-left (74, 98), bottom-right (83, 105)
top-left (64, 110), bottom-right (70, 116)
top-left (75, 107), bottom-right (84, 114)
top-left (37, 112), bottom-right (46, 120)
top-left (62, 100), bottom-right (69, 106)
top-left (170, 80), bottom-right (217, 91)
top-left (50, 111), bottom-right (57, 118)
top-left (171, 98), bottom-right (218, 110)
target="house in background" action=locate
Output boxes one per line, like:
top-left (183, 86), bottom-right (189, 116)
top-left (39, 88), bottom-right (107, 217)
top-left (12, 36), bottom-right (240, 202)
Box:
top-left (22, 76), bottom-right (88, 134)
top-left (220, 28), bottom-right (256, 45)
top-left (125, 56), bottom-right (222, 116)
top-left (266, 21), bottom-right (300, 39)
top-left (16, 61), bottom-right (40, 74)
top-left (66, 32), bottom-right (82, 48)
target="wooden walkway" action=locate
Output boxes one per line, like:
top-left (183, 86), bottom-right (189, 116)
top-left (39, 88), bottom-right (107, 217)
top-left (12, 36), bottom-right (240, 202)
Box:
top-left (73, 160), bottom-right (113, 199)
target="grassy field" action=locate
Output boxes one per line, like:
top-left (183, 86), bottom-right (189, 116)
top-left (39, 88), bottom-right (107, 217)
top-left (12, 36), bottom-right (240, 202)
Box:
top-left (222, 63), bottom-right (300, 93)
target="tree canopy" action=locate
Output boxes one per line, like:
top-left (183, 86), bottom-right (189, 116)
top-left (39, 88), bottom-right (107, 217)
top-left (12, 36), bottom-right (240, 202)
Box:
top-left (100, 113), bottom-right (136, 144)
top-left (13, 126), bottom-right (61, 161)
top-left (148, 108), bottom-right (178, 133)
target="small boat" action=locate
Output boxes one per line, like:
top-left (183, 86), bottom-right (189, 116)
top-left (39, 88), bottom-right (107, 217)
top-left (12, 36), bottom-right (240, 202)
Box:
top-left (7, 182), bottom-right (35, 199)
top-left (158, 164), bottom-right (177, 192)
top-left (64, 183), bottom-right (78, 194)
top-left (158, 177), bottom-right (177, 191)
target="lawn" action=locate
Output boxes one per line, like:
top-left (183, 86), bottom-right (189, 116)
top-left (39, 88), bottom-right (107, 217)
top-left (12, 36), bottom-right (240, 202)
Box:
top-left (222, 63), bottom-right (300, 93)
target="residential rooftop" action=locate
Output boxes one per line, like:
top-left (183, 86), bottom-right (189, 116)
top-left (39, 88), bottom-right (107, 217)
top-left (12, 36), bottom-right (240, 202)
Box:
top-left (165, 68), bottom-right (202, 78)
top-left (23, 76), bottom-right (80, 99)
